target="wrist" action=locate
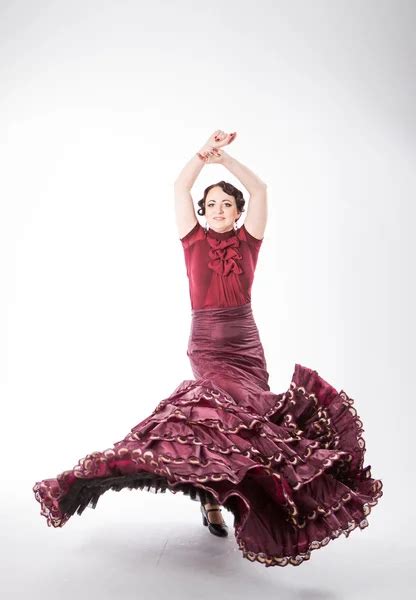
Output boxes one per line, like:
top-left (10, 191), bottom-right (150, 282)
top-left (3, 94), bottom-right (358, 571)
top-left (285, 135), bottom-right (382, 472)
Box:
top-left (221, 150), bottom-right (233, 166)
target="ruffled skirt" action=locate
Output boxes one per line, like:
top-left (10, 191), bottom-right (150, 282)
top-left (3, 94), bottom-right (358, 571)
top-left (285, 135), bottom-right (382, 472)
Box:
top-left (33, 302), bottom-right (383, 567)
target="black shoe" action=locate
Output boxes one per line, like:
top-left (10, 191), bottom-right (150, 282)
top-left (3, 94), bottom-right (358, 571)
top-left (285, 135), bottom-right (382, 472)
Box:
top-left (200, 504), bottom-right (228, 537)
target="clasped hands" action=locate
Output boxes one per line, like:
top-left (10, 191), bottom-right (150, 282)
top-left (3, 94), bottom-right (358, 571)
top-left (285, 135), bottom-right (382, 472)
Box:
top-left (197, 130), bottom-right (237, 163)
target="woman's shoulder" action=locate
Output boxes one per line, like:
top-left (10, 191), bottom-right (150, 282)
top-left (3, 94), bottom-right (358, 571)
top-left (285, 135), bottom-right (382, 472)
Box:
top-left (179, 220), bottom-right (204, 247)
top-left (238, 223), bottom-right (264, 246)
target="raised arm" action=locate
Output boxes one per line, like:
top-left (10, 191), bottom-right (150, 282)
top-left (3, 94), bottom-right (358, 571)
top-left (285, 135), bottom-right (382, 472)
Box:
top-left (174, 130), bottom-right (237, 239)
top-left (174, 154), bottom-right (203, 239)
top-left (220, 150), bottom-right (268, 240)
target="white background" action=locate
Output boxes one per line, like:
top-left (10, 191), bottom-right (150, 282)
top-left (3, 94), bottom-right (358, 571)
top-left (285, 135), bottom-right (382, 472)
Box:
top-left (1, 0), bottom-right (414, 598)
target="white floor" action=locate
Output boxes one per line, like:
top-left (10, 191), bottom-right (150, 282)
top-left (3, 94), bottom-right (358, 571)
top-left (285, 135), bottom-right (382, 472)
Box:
top-left (3, 479), bottom-right (410, 600)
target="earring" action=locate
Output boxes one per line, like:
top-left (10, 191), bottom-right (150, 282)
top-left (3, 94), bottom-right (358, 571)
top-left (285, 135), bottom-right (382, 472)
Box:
top-left (204, 220), bottom-right (208, 233)
top-left (233, 220), bottom-right (238, 231)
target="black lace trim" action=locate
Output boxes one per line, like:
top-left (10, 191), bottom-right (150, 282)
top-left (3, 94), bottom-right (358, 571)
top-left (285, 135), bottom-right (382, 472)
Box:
top-left (58, 472), bottom-right (231, 518)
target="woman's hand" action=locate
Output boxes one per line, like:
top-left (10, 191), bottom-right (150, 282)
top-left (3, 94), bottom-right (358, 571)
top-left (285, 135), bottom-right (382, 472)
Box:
top-left (197, 130), bottom-right (237, 163)
top-left (197, 147), bottom-right (225, 164)
top-left (205, 129), bottom-right (237, 149)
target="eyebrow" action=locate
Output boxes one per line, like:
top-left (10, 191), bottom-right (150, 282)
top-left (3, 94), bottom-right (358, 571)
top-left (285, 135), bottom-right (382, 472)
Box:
top-left (207, 199), bottom-right (232, 202)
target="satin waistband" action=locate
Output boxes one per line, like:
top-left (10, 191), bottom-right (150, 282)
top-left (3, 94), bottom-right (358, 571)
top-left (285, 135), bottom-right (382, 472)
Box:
top-left (191, 301), bottom-right (253, 321)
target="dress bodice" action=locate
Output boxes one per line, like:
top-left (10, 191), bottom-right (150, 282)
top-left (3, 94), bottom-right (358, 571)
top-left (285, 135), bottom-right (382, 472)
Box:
top-left (180, 221), bottom-right (263, 309)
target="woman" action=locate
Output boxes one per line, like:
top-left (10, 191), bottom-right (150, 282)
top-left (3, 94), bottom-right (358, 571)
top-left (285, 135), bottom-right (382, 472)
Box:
top-left (33, 130), bottom-right (383, 568)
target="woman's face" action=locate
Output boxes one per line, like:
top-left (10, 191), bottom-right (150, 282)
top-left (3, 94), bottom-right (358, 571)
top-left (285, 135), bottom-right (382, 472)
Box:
top-left (205, 187), bottom-right (241, 232)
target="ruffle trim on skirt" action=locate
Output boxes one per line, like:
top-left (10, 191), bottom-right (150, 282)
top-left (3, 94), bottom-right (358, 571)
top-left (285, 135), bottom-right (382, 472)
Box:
top-left (32, 363), bottom-right (383, 568)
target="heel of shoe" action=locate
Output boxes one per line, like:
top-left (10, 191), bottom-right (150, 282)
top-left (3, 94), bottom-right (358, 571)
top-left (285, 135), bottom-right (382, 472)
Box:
top-left (200, 504), bottom-right (208, 526)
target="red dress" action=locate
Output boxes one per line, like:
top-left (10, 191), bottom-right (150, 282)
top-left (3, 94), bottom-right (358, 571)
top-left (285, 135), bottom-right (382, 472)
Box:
top-left (33, 221), bottom-right (383, 568)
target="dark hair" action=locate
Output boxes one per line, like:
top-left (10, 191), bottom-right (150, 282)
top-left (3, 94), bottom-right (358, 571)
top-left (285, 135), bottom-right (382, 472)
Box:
top-left (197, 180), bottom-right (246, 221)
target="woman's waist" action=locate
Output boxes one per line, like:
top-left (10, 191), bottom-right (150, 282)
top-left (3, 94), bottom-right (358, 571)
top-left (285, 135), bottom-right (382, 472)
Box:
top-left (189, 302), bottom-right (260, 342)
top-left (191, 301), bottom-right (253, 320)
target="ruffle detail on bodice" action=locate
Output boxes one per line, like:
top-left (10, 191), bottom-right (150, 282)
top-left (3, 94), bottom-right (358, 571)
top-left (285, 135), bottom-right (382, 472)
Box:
top-left (206, 235), bottom-right (243, 277)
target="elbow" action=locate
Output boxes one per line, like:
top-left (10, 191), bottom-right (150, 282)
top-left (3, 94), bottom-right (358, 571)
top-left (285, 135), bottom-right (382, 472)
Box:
top-left (254, 181), bottom-right (267, 190)
top-left (174, 182), bottom-right (192, 193)
top-left (253, 182), bottom-right (267, 191)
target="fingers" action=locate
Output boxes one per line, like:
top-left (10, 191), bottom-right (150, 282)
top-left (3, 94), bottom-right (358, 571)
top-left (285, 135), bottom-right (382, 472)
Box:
top-left (203, 151), bottom-right (218, 161)
top-left (198, 147), bottom-right (222, 162)
top-left (214, 130), bottom-right (226, 142)
top-left (197, 151), bottom-right (211, 162)
top-left (213, 130), bottom-right (237, 146)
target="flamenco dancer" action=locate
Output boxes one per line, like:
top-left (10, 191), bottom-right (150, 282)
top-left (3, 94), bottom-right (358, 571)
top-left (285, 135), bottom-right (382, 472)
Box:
top-left (33, 129), bottom-right (383, 567)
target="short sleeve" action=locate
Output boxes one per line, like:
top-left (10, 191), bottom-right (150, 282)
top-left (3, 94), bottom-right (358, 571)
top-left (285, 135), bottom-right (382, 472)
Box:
top-left (239, 223), bottom-right (263, 249)
top-left (180, 221), bottom-right (200, 249)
